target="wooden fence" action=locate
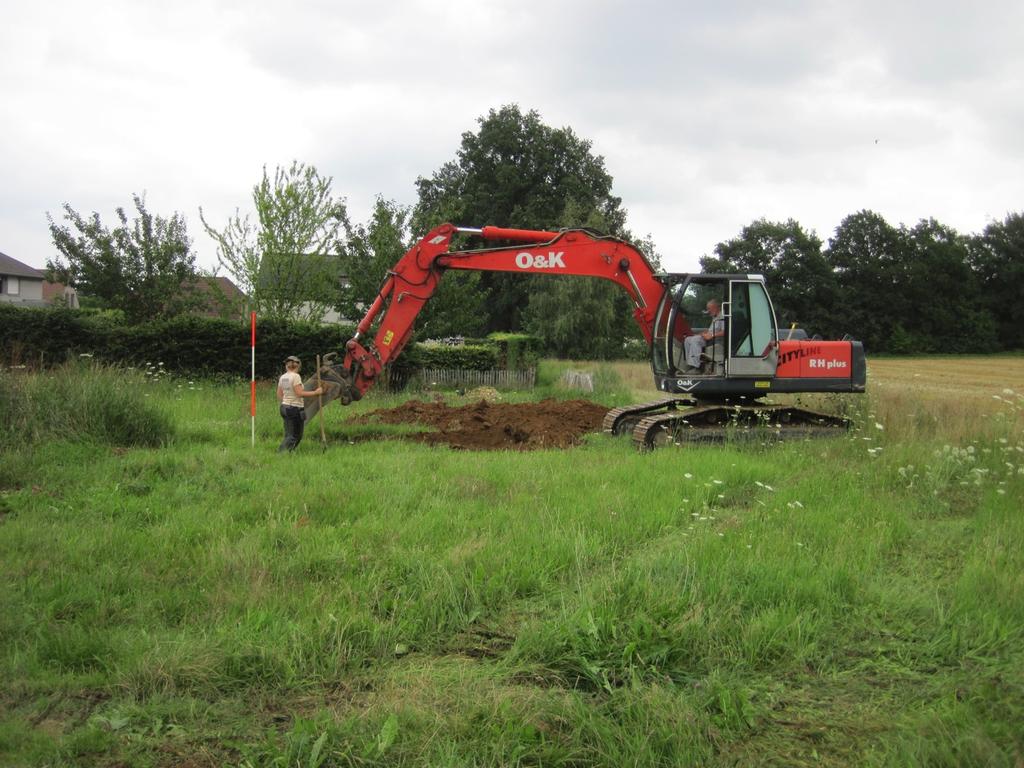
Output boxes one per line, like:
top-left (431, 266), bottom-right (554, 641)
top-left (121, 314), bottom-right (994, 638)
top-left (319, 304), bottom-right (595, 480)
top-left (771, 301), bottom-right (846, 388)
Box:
top-left (419, 367), bottom-right (536, 390)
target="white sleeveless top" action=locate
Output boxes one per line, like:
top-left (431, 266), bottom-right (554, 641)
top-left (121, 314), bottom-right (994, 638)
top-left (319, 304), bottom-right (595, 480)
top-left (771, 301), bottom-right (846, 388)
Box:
top-left (278, 371), bottom-right (304, 407)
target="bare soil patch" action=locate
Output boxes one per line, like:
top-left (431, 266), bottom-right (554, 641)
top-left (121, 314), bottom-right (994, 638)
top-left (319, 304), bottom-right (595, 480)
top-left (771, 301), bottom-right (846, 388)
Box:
top-left (352, 398), bottom-right (609, 450)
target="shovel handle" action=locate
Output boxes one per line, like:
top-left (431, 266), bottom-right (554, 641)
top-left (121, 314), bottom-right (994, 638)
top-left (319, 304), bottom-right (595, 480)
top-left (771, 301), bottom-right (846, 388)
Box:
top-left (316, 354), bottom-right (326, 444)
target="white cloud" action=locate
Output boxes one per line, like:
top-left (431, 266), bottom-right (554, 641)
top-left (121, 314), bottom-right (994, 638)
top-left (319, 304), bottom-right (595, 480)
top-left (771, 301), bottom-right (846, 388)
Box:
top-left (1, 0), bottom-right (1021, 276)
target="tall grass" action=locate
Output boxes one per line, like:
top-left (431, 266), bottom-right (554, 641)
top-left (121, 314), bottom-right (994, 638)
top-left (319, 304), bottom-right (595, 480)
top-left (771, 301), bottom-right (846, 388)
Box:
top-left (0, 359), bottom-right (1021, 766)
top-left (0, 362), bottom-right (173, 454)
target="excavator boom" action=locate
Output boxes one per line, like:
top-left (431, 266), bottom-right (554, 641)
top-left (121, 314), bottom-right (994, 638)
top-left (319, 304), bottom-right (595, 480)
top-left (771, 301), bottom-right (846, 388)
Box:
top-left (313, 223), bottom-right (666, 410)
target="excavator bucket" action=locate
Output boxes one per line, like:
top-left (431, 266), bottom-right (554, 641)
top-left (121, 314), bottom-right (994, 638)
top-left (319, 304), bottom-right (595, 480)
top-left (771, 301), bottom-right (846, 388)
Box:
top-left (301, 359), bottom-right (356, 422)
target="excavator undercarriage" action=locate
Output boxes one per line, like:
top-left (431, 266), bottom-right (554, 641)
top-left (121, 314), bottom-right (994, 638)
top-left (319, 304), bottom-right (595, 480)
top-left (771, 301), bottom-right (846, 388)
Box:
top-left (603, 398), bottom-right (851, 450)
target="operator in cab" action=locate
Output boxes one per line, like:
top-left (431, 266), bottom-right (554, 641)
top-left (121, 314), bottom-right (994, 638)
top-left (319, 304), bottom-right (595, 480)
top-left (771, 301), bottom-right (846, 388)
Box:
top-left (683, 299), bottom-right (725, 373)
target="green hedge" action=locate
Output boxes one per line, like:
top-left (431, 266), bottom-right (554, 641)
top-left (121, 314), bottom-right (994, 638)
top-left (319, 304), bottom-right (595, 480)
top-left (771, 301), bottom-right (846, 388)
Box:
top-left (0, 305), bottom-right (354, 379)
top-left (404, 343), bottom-right (499, 371)
top-left (487, 333), bottom-right (542, 369)
top-left (0, 306), bottom-right (540, 382)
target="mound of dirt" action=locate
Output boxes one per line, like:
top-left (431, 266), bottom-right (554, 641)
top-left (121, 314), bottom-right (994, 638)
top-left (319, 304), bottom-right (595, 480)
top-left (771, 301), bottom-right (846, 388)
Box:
top-left (353, 398), bottom-right (610, 450)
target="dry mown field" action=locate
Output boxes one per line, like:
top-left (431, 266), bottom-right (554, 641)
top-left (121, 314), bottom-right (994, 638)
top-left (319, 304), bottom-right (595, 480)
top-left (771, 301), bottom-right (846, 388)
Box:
top-left (868, 356), bottom-right (1024, 405)
top-left (604, 355), bottom-right (1024, 440)
top-left (862, 356), bottom-right (1024, 440)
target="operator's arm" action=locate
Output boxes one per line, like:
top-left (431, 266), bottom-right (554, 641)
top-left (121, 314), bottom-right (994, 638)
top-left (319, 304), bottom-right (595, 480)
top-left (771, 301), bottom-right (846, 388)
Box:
top-left (293, 381), bottom-right (324, 398)
top-left (276, 384), bottom-right (284, 403)
top-left (703, 318), bottom-right (725, 340)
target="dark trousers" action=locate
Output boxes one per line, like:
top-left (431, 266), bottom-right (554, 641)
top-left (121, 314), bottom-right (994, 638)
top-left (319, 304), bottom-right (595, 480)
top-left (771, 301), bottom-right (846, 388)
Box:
top-left (279, 405), bottom-right (305, 451)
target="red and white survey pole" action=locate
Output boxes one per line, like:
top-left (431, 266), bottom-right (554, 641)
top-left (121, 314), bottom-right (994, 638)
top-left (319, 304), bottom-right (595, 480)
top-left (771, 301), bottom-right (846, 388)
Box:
top-left (250, 311), bottom-right (256, 447)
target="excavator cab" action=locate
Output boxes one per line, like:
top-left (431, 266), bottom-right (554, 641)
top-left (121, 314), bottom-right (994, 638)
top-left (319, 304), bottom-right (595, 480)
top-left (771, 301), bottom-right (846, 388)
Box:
top-left (651, 274), bottom-right (780, 396)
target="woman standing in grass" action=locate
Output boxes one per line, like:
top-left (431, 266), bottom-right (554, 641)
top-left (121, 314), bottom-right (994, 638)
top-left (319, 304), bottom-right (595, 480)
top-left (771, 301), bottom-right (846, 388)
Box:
top-left (277, 355), bottom-right (323, 452)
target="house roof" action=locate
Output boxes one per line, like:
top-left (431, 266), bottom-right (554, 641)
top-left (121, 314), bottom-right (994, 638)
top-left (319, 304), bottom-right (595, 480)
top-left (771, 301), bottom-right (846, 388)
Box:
top-left (0, 251), bottom-right (45, 279)
top-left (255, 253), bottom-right (345, 291)
top-left (179, 275), bottom-right (249, 318)
top-left (184, 275), bottom-right (248, 300)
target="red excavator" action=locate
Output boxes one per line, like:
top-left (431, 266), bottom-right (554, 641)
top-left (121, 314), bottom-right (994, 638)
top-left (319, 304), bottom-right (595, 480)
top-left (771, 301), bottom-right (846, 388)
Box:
top-left (303, 223), bottom-right (865, 448)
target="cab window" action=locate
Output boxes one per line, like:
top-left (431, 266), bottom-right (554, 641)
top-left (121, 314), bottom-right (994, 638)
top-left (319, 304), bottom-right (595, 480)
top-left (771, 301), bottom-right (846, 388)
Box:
top-left (730, 282), bottom-right (777, 357)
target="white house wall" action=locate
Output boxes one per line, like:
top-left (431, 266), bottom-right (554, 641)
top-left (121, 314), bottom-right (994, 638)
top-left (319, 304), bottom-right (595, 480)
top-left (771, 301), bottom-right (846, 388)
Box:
top-left (0, 276), bottom-right (44, 304)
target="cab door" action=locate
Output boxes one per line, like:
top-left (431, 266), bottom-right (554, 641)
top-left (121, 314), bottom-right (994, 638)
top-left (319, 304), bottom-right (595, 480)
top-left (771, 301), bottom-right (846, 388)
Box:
top-left (727, 279), bottom-right (779, 377)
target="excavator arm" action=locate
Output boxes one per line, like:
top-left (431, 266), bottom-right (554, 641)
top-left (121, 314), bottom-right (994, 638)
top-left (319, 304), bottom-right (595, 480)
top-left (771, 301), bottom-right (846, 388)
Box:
top-left (313, 223), bottom-right (666, 410)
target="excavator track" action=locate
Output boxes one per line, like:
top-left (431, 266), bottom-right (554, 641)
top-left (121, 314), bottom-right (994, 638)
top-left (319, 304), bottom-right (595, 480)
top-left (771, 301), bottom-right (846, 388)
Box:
top-left (602, 398), bottom-right (695, 436)
top-left (630, 403), bottom-right (850, 451)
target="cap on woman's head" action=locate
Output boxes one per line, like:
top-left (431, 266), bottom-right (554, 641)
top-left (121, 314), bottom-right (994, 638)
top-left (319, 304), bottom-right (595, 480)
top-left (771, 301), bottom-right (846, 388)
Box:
top-left (285, 355), bottom-right (301, 364)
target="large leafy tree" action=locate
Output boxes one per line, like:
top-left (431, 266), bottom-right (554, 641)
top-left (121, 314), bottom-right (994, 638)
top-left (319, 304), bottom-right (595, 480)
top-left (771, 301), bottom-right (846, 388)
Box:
top-left (701, 219), bottom-right (837, 337)
top-left (413, 105), bottom-right (630, 336)
top-left (968, 212), bottom-right (1024, 350)
top-left (824, 211), bottom-right (997, 353)
top-left (339, 197), bottom-right (411, 322)
top-left (413, 105), bottom-right (626, 234)
top-left (47, 194), bottom-right (199, 323)
top-left (824, 210), bottom-right (909, 352)
top-left (202, 162), bottom-right (347, 322)
top-left (900, 219), bottom-right (996, 353)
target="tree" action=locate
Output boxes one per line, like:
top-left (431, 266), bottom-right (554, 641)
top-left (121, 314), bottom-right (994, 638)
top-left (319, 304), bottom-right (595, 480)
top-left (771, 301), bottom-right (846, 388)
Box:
top-left (202, 162), bottom-right (347, 322)
top-left (47, 194), bottom-right (199, 323)
top-left (339, 197), bottom-right (411, 322)
top-left (701, 218), bottom-right (837, 337)
top-left (415, 272), bottom-right (489, 339)
top-left (968, 212), bottom-right (1024, 350)
top-left (824, 211), bottom-right (995, 354)
top-left (523, 277), bottom-right (625, 359)
top-left (413, 105), bottom-right (629, 334)
top-left (900, 219), bottom-right (996, 353)
top-left (521, 201), bottom-right (657, 358)
top-left (339, 197), bottom-right (488, 338)
top-left (413, 105), bottom-right (625, 235)
top-left (824, 210), bottom-right (909, 353)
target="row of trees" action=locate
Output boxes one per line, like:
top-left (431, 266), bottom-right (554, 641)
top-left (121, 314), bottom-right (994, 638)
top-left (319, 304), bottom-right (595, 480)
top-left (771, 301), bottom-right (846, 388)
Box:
top-left (45, 105), bottom-right (1023, 355)
top-left (702, 212), bottom-right (1024, 353)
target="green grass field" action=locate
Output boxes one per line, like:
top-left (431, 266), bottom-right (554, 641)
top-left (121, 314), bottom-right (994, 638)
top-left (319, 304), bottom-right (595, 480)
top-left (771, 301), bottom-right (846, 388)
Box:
top-left (1, 358), bottom-right (1022, 767)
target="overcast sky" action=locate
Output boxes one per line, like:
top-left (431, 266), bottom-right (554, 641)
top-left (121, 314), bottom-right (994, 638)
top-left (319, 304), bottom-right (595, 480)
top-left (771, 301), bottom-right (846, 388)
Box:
top-left (2, 0), bottom-right (1021, 274)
